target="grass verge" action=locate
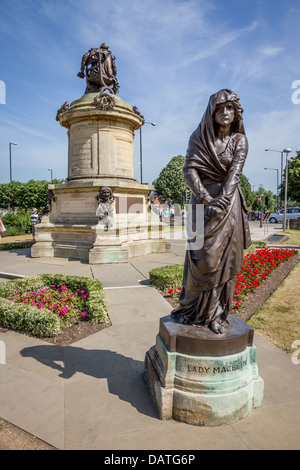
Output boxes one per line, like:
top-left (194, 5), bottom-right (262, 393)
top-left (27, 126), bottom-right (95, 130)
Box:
top-left (267, 228), bottom-right (300, 246)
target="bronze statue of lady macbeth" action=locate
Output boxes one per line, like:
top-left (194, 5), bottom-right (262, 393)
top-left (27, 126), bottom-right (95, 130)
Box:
top-left (171, 89), bottom-right (251, 334)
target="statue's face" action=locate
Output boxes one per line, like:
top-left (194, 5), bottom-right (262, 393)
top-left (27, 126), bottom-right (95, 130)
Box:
top-left (214, 102), bottom-right (235, 127)
top-left (101, 188), bottom-right (111, 200)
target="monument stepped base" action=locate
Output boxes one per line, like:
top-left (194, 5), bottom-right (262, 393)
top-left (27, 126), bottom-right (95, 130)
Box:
top-left (31, 179), bottom-right (170, 264)
top-left (144, 314), bottom-right (264, 426)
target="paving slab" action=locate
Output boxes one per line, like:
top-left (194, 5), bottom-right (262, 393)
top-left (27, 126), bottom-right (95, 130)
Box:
top-left (0, 248), bottom-right (93, 278)
top-left (251, 334), bottom-right (300, 405)
top-left (91, 263), bottom-right (147, 287)
top-left (0, 361), bottom-right (64, 449)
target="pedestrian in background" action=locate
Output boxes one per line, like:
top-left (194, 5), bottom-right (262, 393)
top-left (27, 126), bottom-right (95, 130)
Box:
top-left (30, 209), bottom-right (39, 241)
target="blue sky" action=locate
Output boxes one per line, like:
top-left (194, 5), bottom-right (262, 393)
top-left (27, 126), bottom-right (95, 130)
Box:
top-left (1, 0), bottom-right (300, 197)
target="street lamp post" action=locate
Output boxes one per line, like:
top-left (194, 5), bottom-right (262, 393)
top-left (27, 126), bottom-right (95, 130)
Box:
top-left (265, 149), bottom-right (285, 205)
top-left (139, 121), bottom-right (156, 183)
top-left (264, 167), bottom-right (279, 207)
top-left (283, 148), bottom-right (292, 231)
top-left (9, 142), bottom-right (17, 182)
top-left (48, 168), bottom-right (53, 182)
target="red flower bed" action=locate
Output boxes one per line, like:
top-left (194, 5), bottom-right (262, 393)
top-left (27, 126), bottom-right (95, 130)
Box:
top-left (168, 248), bottom-right (298, 312)
top-left (231, 248), bottom-right (297, 312)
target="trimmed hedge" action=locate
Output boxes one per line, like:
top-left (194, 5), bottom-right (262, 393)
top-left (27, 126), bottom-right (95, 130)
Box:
top-left (149, 264), bottom-right (184, 291)
top-left (0, 241), bottom-right (35, 251)
top-left (0, 299), bottom-right (61, 337)
top-left (0, 274), bottom-right (109, 338)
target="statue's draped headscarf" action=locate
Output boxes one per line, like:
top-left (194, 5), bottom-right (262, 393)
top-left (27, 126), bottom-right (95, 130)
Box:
top-left (184, 89), bottom-right (245, 183)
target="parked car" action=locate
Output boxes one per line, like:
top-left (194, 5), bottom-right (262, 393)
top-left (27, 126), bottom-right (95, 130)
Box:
top-left (268, 207), bottom-right (300, 223)
top-left (249, 211), bottom-right (265, 221)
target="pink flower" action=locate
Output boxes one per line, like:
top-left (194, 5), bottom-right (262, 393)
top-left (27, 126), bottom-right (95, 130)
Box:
top-left (82, 312), bottom-right (87, 317)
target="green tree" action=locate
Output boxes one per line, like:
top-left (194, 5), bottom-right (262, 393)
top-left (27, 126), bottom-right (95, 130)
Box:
top-left (280, 151), bottom-right (300, 205)
top-left (239, 174), bottom-right (254, 208)
top-left (155, 156), bottom-right (257, 208)
top-left (251, 185), bottom-right (275, 212)
top-left (0, 179), bottom-right (65, 210)
top-left (21, 179), bottom-right (56, 209)
top-left (0, 181), bottom-right (22, 209)
top-left (155, 155), bottom-right (187, 204)
top-left (2, 208), bottom-right (32, 233)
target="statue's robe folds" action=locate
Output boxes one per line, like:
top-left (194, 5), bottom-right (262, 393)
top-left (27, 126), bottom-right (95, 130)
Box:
top-left (171, 90), bottom-right (251, 326)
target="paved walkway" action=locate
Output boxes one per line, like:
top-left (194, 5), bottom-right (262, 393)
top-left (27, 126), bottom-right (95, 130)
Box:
top-left (0, 222), bottom-right (299, 450)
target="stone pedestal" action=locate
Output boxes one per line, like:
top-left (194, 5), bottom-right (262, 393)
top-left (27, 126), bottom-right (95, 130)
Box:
top-left (144, 314), bottom-right (264, 426)
top-left (31, 93), bottom-right (170, 263)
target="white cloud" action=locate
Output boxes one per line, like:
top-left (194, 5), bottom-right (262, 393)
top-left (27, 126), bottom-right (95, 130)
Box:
top-left (259, 45), bottom-right (284, 56)
top-left (182, 20), bottom-right (259, 66)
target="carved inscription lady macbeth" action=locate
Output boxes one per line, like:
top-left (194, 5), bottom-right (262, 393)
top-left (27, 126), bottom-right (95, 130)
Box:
top-left (171, 89), bottom-right (251, 334)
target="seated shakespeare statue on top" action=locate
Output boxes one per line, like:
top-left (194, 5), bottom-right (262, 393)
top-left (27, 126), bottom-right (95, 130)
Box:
top-left (77, 43), bottom-right (119, 95)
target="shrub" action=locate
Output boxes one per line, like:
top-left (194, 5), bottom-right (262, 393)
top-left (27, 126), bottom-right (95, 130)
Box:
top-left (1, 227), bottom-right (23, 237)
top-left (0, 274), bottom-right (109, 337)
top-left (38, 274), bottom-right (108, 324)
top-left (2, 209), bottom-right (32, 233)
top-left (149, 264), bottom-right (184, 290)
top-left (0, 298), bottom-right (61, 337)
top-left (0, 241), bottom-right (35, 251)
top-left (244, 240), bottom-right (267, 254)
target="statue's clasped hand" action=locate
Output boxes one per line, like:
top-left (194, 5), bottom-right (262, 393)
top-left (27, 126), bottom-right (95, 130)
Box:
top-left (205, 195), bottom-right (231, 218)
top-left (99, 210), bottom-right (109, 220)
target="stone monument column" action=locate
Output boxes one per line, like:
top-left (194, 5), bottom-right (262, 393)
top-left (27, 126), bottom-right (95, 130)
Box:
top-left (60, 93), bottom-right (142, 182)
